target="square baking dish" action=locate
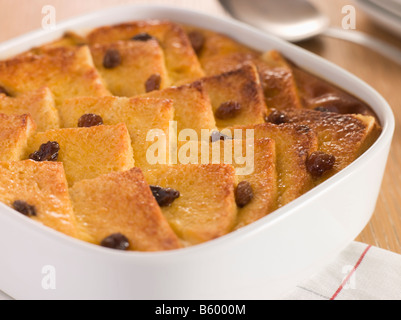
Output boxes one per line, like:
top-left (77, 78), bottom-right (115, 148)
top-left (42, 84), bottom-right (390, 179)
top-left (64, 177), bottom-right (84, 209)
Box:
top-left (0, 5), bottom-right (394, 300)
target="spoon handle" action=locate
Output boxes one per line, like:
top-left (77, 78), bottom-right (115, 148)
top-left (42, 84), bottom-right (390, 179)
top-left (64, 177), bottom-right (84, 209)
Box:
top-left (322, 27), bottom-right (401, 65)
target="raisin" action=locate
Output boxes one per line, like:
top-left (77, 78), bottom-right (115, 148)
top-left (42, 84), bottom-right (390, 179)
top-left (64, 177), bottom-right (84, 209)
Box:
top-left (29, 141), bottom-right (60, 162)
top-left (150, 185), bottom-right (180, 207)
top-left (103, 49), bottom-right (122, 69)
top-left (188, 31), bottom-right (205, 54)
top-left (265, 109), bottom-right (288, 125)
top-left (215, 101), bottom-right (242, 120)
top-left (0, 86), bottom-right (10, 96)
top-left (78, 114), bottom-right (104, 128)
top-left (12, 200), bottom-right (37, 217)
top-left (306, 152), bottom-right (336, 177)
top-left (235, 181), bottom-right (254, 208)
top-left (101, 233), bottom-right (130, 251)
top-left (145, 74), bottom-right (162, 93)
top-left (131, 33), bottom-right (154, 42)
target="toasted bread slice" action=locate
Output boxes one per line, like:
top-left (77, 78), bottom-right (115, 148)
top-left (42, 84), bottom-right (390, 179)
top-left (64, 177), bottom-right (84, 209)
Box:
top-left (230, 123), bottom-right (318, 207)
top-left (26, 124), bottom-right (135, 186)
top-left (258, 50), bottom-right (302, 110)
top-left (143, 164), bottom-right (237, 246)
top-left (184, 27), bottom-right (301, 110)
top-left (231, 138), bottom-right (277, 229)
top-left (201, 64), bottom-right (268, 129)
top-left (0, 160), bottom-right (78, 237)
top-left (29, 32), bottom-right (87, 53)
top-left (0, 46), bottom-right (110, 105)
top-left (141, 81), bottom-right (216, 135)
top-left (183, 26), bottom-right (254, 64)
top-left (0, 87), bottom-right (59, 131)
top-left (90, 40), bottom-right (169, 96)
top-left (87, 20), bottom-right (205, 85)
top-left (0, 114), bottom-right (36, 161)
top-left (58, 96), bottom-right (174, 169)
top-left (142, 64), bottom-right (267, 134)
top-left (70, 168), bottom-right (182, 251)
top-left (276, 109), bottom-right (382, 182)
top-left (185, 27), bottom-right (260, 77)
top-left (195, 137), bottom-right (277, 228)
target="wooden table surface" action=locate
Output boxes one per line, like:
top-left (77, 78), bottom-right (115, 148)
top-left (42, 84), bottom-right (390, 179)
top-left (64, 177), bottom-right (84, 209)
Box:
top-left (1, 0), bottom-right (401, 253)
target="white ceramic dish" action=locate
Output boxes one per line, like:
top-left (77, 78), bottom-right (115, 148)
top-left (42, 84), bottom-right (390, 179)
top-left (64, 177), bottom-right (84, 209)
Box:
top-left (0, 5), bottom-right (394, 300)
top-left (356, 0), bottom-right (401, 38)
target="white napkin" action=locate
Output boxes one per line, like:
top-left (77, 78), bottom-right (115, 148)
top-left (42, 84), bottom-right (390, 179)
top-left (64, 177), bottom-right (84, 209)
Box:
top-left (0, 291), bottom-right (11, 300)
top-left (283, 242), bottom-right (401, 300)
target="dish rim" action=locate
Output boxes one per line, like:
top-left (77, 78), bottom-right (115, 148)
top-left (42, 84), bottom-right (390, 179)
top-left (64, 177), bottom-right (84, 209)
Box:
top-left (0, 4), bottom-right (395, 259)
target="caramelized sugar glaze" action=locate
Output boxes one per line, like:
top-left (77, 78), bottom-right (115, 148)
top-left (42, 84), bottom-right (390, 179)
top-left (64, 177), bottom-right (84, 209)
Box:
top-left (0, 21), bottom-right (381, 251)
top-left (187, 25), bottom-right (377, 119)
top-left (292, 65), bottom-right (377, 118)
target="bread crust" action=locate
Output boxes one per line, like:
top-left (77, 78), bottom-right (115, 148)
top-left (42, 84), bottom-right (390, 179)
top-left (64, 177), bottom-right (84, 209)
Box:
top-left (0, 87), bottom-right (59, 131)
top-left (0, 113), bottom-right (36, 161)
top-left (90, 40), bottom-right (169, 96)
top-left (0, 160), bottom-right (78, 237)
top-left (0, 46), bottom-right (110, 105)
top-left (143, 164), bottom-right (237, 246)
top-left (88, 20), bottom-right (205, 85)
top-left (27, 124), bottom-right (135, 186)
top-left (70, 168), bottom-right (182, 251)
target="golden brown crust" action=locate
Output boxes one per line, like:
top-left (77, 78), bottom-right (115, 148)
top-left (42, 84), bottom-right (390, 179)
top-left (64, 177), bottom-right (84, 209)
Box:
top-left (143, 164), bottom-right (237, 246)
top-left (0, 113), bottom-right (36, 161)
top-left (184, 26), bottom-right (302, 110)
top-left (258, 50), bottom-right (303, 110)
top-left (70, 168), bottom-right (182, 251)
top-left (230, 122), bottom-right (318, 206)
top-left (183, 25), bottom-right (255, 62)
top-left (58, 96), bottom-right (174, 169)
top-left (201, 63), bottom-right (268, 129)
top-left (277, 109), bottom-right (382, 182)
top-left (142, 63), bottom-right (268, 135)
top-left (0, 46), bottom-right (110, 105)
top-left (90, 40), bottom-right (169, 96)
top-left (26, 123), bottom-right (135, 187)
top-left (27, 32), bottom-right (87, 53)
top-left (87, 20), bottom-right (205, 85)
top-left (0, 160), bottom-right (78, 237)
top-left (234, 138), bottom-right (277, 229)
top-left (0, 87), bottom-right (59, 131)
top-left (175, 137), bottom-right (277, 228)
top-left (0, 20), bottom-right (383, 251)
top-left (141, 80), bottom-right (216, 135)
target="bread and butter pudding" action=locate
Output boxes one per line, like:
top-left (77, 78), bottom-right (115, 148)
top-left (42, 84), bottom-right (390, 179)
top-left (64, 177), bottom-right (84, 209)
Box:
top-left (0, 20), bottom-right (381, 252)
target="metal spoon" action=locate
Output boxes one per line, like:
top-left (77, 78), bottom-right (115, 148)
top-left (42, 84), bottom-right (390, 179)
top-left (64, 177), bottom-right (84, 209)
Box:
top-left (219, 0), bottom-right (401, 65)
top-left (219, 0), bottom-right (330, 42)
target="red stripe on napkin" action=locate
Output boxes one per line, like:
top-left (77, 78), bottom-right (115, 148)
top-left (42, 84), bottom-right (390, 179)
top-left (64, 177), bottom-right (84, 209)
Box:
top-left (330, 245), bottom-right (372, 300)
